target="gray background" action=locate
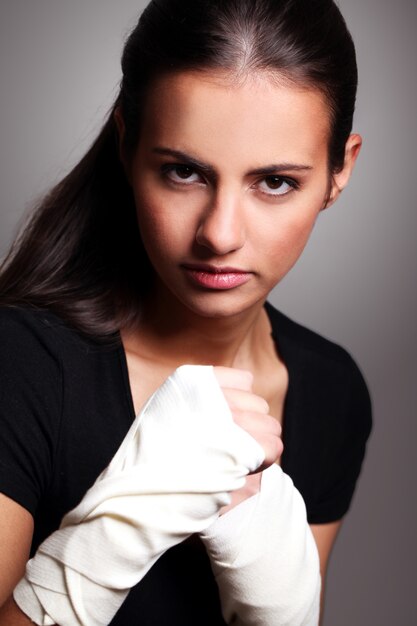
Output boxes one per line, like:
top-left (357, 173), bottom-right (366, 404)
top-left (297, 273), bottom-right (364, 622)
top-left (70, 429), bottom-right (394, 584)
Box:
top-left (0, 1), bottom-right (416, 624)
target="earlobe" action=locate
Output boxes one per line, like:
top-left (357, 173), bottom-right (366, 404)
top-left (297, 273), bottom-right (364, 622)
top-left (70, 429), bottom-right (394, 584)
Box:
top-left (324, 133), bottom-right (362, 209)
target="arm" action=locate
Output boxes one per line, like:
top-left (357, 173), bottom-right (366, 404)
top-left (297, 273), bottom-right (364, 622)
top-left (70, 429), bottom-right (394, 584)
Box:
top-left (310, 520), bottom-right (343, 626)
top-left (306, 355), bottom-right (372, 624)
top-left (0, 311), bottom-right (62, 624)
top-left (0, 495), bottom-right (33, 607)
top-left (13, 365), bottom-right (267, 626)
top-left (0, 598), bottom-right (34, 626)
top-left (0, 494), bottom-right (40, 625)
top-left (199, 373), bottom-right (320, 625)
top-left (200, 465), bottom-right (321, 626)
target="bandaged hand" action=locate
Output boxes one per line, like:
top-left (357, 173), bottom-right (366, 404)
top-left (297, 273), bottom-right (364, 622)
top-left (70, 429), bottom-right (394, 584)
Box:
top-left (14, 365), bottom-right (266, 626)
top-left (214, 366), bottom-right (283, 473)
top-left (193, 369), bottom-right (320, 625)
top-left (201, 469), bottom-right (321, 626)
top-left (213, 366), bottom-right (283, 514)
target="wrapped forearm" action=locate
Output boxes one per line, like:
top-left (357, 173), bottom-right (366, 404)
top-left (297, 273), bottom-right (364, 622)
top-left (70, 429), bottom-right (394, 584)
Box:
top-left (14, 365), bottom-right (264, 626)
top-left (200, 464), bottom-right (321, 626)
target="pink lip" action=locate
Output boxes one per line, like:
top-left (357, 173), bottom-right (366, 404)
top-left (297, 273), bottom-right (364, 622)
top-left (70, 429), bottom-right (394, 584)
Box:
top-left (182, 264), bottom-right (252, 290)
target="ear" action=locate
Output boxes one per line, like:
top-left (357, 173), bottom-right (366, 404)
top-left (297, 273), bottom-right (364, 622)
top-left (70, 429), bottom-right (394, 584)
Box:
top-left (114, 107), bottom-right (131, 180)
top-left (325, 133), bottom-right (362, 209)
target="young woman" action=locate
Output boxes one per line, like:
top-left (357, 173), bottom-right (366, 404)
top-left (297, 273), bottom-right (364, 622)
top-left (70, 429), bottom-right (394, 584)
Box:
top-left (0, 1), bottom-right (372, 624)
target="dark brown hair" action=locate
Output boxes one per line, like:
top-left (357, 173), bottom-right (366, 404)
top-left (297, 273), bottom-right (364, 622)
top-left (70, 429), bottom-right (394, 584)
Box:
top-left (0, 0), bottom-right (358, 339)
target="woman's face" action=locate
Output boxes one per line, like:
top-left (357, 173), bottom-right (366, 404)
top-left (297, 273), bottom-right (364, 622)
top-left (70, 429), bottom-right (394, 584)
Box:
top-left (125, 70), bottom-right (359, 320)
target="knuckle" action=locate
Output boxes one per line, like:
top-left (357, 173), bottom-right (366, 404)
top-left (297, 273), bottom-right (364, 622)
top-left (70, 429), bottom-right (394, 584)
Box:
top-left (274, 420), bottom-right (282, 436)
top-left (264, 414), bottom-right (281, 434)
top-left (258, 397), bottom-right (270, 414)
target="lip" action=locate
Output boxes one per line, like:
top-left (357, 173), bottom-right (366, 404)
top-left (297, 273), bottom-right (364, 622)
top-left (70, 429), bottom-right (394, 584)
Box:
top-left (181, 263), bottom-right (252, 290)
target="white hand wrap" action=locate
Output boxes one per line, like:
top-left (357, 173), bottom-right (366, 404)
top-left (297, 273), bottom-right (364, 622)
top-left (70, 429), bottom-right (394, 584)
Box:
top-left (200, 464), bottom-right (321, 626)
top-left (14, 365), bottom-right (264, 626)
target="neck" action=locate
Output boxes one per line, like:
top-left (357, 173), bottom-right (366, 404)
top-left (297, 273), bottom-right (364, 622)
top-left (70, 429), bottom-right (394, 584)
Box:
top-left (124, 291), bottom-right (270, 370)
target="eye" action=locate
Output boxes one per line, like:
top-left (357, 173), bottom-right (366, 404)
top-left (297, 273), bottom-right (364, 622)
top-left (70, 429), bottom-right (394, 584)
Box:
top-left (257, 175), bottom-right (298, 197)
top-left (162, 164), bottom-right (203, 185)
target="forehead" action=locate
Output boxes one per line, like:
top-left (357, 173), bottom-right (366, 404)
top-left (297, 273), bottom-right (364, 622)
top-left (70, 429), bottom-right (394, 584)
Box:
top-left (138, 70), bottom-right (331, 168)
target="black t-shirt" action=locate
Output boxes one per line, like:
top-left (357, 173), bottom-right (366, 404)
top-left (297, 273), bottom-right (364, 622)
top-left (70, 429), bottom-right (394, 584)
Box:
top-left (0, 303), bottom-right (372, 625)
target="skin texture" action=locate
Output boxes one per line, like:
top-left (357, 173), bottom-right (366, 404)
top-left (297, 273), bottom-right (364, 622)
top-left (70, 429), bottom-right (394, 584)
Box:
top-left (127, 71), bottom-right (350, 323)
top-left (118, 69), bottom-right (361, 623)
top-left (311, 520), bottom-right (343, 624)
top-left (0, 70), bottom-right (361, 624)
top-left (0, 495), bottom-right (33, 623)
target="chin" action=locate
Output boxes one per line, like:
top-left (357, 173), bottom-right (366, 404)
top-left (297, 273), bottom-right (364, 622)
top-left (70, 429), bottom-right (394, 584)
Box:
top-left (153, 272), bottom-right (272, 321)
top-left (177, 291), bottom-right (267, 320)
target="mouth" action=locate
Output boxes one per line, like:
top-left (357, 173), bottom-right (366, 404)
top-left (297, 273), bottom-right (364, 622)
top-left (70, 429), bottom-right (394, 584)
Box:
top-left (181, 263), bottom-right (252, 290)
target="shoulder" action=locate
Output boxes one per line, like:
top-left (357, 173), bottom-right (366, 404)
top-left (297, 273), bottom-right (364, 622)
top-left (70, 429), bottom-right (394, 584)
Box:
top-left (0, 307), bottom-right (131, 530)
top-left (1, 305), bottom-right (65, 352)
top-left (0, 307), bottom-right (115, 514)
top-left (265, 301), bottom-right (372, 522)
top-left (0, 306), bottom-right (125, 427)
top-left (265, 300), bottom-right (371, 409)
top-left (0, 304), bottom-right (85, 339)
top-left (0, 306), bottom-right (108, 365)
top-left (0, 306), bottom-right (67, 386)
top-left (0, 308), bottom-right (66, 514)
top-left (265, 300), bottom-right (362, 370)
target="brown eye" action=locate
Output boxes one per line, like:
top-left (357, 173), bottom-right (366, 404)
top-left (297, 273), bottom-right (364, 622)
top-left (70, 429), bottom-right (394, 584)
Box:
top-left (174, 165), bottom-right (195, 179)
top-left (258, 175), bottom-right (298, 197)
top-left (163, 164), bottom-right (202, 184)
top-left (265, 176), bottom-right (285, 189)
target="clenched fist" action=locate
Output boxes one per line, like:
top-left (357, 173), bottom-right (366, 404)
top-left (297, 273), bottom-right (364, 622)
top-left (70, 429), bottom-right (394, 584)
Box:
top-left (213, 366), bottom-right (283, 513)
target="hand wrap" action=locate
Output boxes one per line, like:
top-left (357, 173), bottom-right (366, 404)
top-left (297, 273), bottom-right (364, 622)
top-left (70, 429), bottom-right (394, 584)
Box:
top-left (201, 464), bottom-right (321, 626)
top-left (14, 365), bottom-right (264, 626)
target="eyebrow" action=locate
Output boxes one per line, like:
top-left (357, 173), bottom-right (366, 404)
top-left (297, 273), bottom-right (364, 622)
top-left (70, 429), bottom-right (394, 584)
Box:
top-left (250, 164), bottom-right (313, 175)
top-left (152, 147), bottom-right (313, 177)
top-left (153, 147), bottom-right (217, 177)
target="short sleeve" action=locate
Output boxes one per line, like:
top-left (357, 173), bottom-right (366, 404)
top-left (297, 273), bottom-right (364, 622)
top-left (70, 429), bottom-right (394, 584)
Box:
top-left (307, 356), bottom-right (372, 524)
top-left (0, 308), bottom-right (63, 515)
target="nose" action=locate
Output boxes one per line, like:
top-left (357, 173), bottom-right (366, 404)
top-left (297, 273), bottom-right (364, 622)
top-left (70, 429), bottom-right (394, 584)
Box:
top-left (195, 189), bottom-right (245, 255)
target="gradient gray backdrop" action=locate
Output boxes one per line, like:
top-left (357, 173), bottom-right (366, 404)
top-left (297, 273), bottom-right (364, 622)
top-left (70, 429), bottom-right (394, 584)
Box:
top-left (0, 1), bottom-right (416, 624)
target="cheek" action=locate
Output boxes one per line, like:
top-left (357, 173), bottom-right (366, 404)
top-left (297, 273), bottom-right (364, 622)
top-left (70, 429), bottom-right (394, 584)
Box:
top-left (136, 208), bottom-right (172, 257)
top-left (132, 181), bottom-right (165, 239)
top-left (133, 188), bottom-right (193, 260)
top-left (132, 174), bottom-right (206, 252)
top-left (258, 208), bottom-right (319, 270)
